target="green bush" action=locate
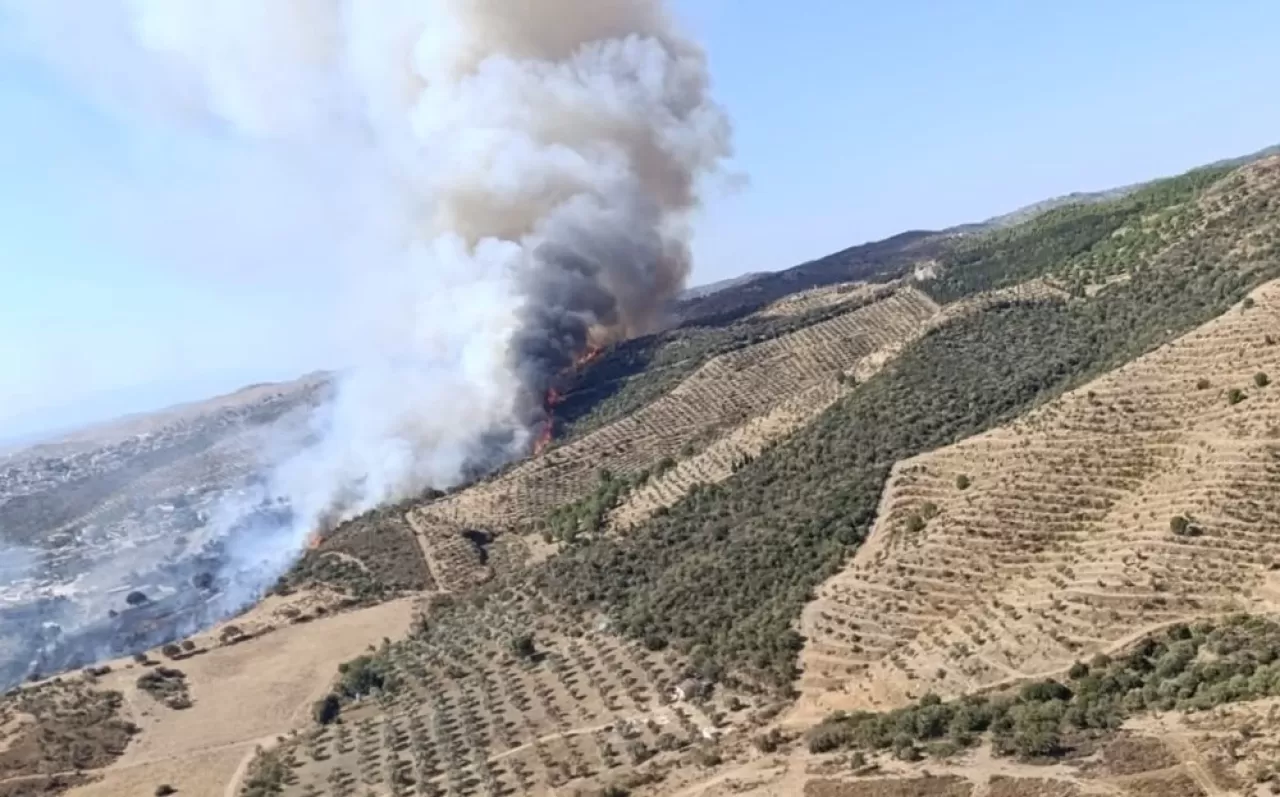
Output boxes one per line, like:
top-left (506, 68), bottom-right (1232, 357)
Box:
top-left (1256, 372), bottom-right (1270, 388)
top-left (803, 615), bottom-right (1280, 761)
top-left (1229, 388), bottom-right (1246, 405)
top-left (955, 474), bottom-right (971, 490)
top-left (336, 654), bottom-right (395, 699)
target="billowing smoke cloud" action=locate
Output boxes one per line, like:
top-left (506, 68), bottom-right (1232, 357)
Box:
top-left (0, 0), bottom-right (731, 679)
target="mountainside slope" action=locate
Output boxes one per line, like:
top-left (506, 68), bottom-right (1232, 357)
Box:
top-left (4, 151), bottom-right (1280, 797)
top-left (422, 286), bottom-right (941, 535)
top-left (798, 277), bottom-right (1280, 717)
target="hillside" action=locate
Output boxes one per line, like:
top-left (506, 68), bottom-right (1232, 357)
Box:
top-left (2, 150), bottom-right (1280, 797)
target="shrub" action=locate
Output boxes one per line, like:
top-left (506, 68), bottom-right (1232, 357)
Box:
top-left (807, 722), bottom-right (851, 754)
top-left (694, 747), bottom-right (722, 767)
top-left (155, 785), bottom-right (176, 797)
top-left (625, 739), bottom-right (653, 765)
top-left (892, 734), bottom-right (922, 761)
top-left (1067, 661), bottom-right (1089, 679)
top-left (1011, 722), bottom-right (1061, 758)
top-left (161, 644), bottom-right (182, 659)
top-left (1019, 680), bottom-right (1071, 703)
top-left (336, 654), bottom-right (394, 699)
top-left (754, 729), bottom-right (784, 753)
top-left (925, 740), bottom-right (962, 759)
top-left (905, 514), bottom-right (926, 533)
top-left (1229, 388), bottom-right (1246, 405)
top-left (1243, 296), bottom-right (1256, 310)
top-left (955, 474), bottom-right (971, 490)
top-left (180, 640), bottom-right (195, 652)
top-left (1170, 515), bottom-right (1191, 536)
top-left (125, 591), bottom-right (149, 607)
top-left (1256, 372), bottom-right (1270, 388)
top-left (642, 633), bottom-right (668, 651)
top-left (509, 632), bottom-right (537, 659)
top-left (313, 693), bottom-right (341, 725)
top-left (1196, 377), bottom-right (1211, 390)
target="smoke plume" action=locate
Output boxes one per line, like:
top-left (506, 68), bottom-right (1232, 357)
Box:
top-left (0, 0), bottom-right (731, 676)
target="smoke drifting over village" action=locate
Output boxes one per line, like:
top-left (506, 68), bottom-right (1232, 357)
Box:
top-left (0, 0), bottom-right (731, 681)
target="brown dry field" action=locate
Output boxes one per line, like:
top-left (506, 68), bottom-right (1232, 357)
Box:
top-left (57, 598), bottom-right (413, 797)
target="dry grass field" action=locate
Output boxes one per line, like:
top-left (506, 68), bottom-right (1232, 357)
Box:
top-left (63, 599), bottom-right (413, 797)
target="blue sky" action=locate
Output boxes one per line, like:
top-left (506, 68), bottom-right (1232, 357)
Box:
top-left (2, 0), bottom-right (1279, 440)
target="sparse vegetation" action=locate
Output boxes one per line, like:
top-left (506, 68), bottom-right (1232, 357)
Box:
top-left (277, 505), bottom-right (434, 602)
top-left (0, 679), bottom-right (137, 780)
top-left (1229, 388), bottom-right (1247, 405)
top-left (240, 747), bottom-right (289, 797)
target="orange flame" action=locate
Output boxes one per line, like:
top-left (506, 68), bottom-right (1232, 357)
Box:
top-left (531, 344), bottom-right (604, 457)
top-left (534, 387), bottom-right (563, 456)
top-left (306, 530), bottom-right (323, 550)
top-left (533, 421), bottom-right (554, 456)
top-left (574, 344), bottom-right (604, 370)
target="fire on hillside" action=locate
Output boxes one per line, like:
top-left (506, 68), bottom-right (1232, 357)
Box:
top-left (534, 344), bottom-right (606, 456)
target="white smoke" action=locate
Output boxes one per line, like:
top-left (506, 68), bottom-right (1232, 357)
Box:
top-left (0, 0), bottom-right (731, 644)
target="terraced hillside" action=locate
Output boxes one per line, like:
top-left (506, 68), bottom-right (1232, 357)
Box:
top-left (420, 286), bottom-right (940, 535)
top-left (797, 276), bottom-right (1280, 717)
top-left (265, 594), bottom-right (741, 797)
top-left (8, 150), bottom-right (1280, 797)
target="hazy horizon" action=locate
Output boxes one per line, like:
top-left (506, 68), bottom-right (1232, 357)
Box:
top-left (3, 0), bottom-right (1279, 441)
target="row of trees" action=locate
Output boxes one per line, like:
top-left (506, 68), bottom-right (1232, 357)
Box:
top-left (808, 614), bottom-right (1280, 761)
